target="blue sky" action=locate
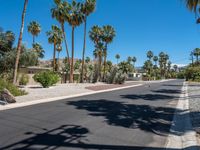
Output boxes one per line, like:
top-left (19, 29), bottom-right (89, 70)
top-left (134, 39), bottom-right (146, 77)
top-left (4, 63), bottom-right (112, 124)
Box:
top-left (0, 0), bottom-right (200, 66)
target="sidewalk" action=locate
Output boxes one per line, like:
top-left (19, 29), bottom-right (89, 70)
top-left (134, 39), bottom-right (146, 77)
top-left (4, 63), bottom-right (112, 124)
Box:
top-left (188, 82), bottom-right (200, 146)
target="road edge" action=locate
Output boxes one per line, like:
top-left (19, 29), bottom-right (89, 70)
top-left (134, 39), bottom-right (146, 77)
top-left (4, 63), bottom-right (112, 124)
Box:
top-left (165, 82), bottom-right (199, 149)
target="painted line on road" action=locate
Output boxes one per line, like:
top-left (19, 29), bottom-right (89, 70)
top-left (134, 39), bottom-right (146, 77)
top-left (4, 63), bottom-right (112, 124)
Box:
top-left (165, 82), bottom-right (199, 149)
top-left (0, 84), bottom-right (143, 111)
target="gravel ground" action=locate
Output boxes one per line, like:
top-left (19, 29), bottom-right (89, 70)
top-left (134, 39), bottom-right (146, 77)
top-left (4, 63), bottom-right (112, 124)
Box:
top-left (15, 82), bottom-right (106, 103)
top-left (188, 82), bottom-right (200, 134)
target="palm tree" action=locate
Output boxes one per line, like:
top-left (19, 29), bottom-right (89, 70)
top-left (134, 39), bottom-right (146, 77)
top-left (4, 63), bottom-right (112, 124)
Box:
top-left (51, 0), bottom-right (70, 64)
top-left (32, 43), bottom-right (45, 65)
top-left (102, 25), bottom-right (116, 80)
top-left (118, 61), bottom-right (130, 74)
top-left (56, 44), bottom-right (62, 71)
top-left (32, 43), bottom-right (45, 59)
top-left (80, 0), bottom-right (96, 83)
top-left (153, 56), bottom-right (158, 66)
top-left (85, 56), bottom-right (90, 64)
top-left (46, 25), bottom-right (63, 71)
top-left (66, 0), bottom-right (84, 83)
top-left (89, 25), bottom-right (102, 45)
top-left (190, 51), bottom-right (194, 65)
top-left (94, 42), bottom-right (104, 80)
top-left (147, 50), bottom-right (153, 60)
top-left (27, 21), bottom-right (41, 45)
top-left (115, 54), bottom-right (120, 64)
top-left (159, 52), bottom-right (165, 79)
top-left (89, 25), bottom-right (103, 80)
top-left (173, 65), bottom-right (178, 72)
top-left (132, 56), bottom-right (137, 66)
top-left (193, 48), bottom-right (200, 62)
top-left (185, 0), bottom-right (200, 14)
top-left (13, 0), bottom-right (28, 84)
top-left (127, 56), bottom-right (132, 64)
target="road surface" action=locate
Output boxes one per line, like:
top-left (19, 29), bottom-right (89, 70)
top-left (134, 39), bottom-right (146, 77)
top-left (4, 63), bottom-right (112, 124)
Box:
top-left (0, 80), bottom-right (186, 150)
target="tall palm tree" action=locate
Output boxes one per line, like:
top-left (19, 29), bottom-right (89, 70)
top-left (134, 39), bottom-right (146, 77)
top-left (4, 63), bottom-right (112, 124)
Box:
top-left (102, 25), bottom-right (116, 80)
top-left (46, 25), bottom-right (63, 71)
top-left (89, 25), bottom-right (103, 80)
top-left (27, 21), bottom-right (41, 45)
top-left (80, 0), bottom-right (96, 83)
top-left (66, 0), bottom-right (84, 83)
top-left (147, 50), bottom-right (153, 60)
top-left (115, 54), bottom-right (120, 64)
top-left (94, 42), bottom-right (104, 80)
top-left (89, 25), bottom-right (102, 45)
top-left (13, 0), bottom-right (28, 84)
top-left (159, 52), bottom-right (165, 79)
top-left (51, 0), bottom-right (70, 64)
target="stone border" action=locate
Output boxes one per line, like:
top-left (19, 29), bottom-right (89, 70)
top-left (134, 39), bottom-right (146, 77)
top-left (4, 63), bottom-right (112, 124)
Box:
top-left (165, 82), bottom-right (199, 149)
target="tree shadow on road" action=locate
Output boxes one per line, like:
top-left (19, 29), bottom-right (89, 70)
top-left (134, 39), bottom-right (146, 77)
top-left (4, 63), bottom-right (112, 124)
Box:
top-left (151, 89), bottom-right (183, 94)
top-left (120, 93), bottom-right (176, 101)
top-left (68, 99), bottom-right (179, 136)
top-left (1, 123), bottom-right (199, 150)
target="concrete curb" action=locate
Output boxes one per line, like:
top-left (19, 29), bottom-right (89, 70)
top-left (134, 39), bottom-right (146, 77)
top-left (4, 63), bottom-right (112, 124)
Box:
top-left (165, 82), bottom-right (199, 149)
top-left (0, 84), bottom-right (143, 111)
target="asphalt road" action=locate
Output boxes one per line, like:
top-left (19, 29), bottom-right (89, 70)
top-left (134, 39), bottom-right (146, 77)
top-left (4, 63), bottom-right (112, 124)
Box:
top-left (0, 80), bottom-right (185, 150)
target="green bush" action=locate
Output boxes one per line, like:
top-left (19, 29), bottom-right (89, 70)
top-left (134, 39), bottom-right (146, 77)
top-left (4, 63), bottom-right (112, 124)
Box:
top-left (19, 74), bottom-right (29, 85)
top-left (0, 79), bottom-right (27, 96)
top-left (33, 71), bottom-right (60, 88)
top-left (177, 71), bottom-right (185, 79)
top-left (185, 66), bottom-right (200, 82)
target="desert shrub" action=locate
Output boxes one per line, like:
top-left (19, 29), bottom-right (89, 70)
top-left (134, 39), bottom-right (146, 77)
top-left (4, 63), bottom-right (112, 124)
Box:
top-left (115, 72), bottom-right (126, 84)
top-left (92, 64), bottom-right (99, 83)
top-left (33, 71), bottom-right (60, 88)
top-left (74, 74), bottom-right (80, 83)
top-left (19, 74), bottom-right (29, 85)
top-left (185, 66), bottom-right (200, 82)
top-left (106, 67), bottom-right (118, 84)
top-left (0, 79), bottom-right (27, 96)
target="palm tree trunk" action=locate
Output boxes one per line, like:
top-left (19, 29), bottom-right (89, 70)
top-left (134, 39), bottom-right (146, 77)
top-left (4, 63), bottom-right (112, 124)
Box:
top-left (103, 44), bottom-right (107, 81)
top-left (80, 17), bottom-right (87, 83)
top-left (53, 43), bottom-right (56, 71)
top-left (99, 55), bottom-right (102, 81)
top-left (69, 27), bottom-right (75, 83)
top-left (33, 35), bottom-right (35, 45)
top-left (57, 51), bottom-right (60, 71)
top-left (13, 0), bottom-right (28, 84)
top-left (61, 23), bottom-right (70, 64)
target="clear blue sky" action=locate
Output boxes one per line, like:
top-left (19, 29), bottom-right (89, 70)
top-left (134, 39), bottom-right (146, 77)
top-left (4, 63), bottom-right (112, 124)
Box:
top-left (0, 0), bottom-right (200, 66)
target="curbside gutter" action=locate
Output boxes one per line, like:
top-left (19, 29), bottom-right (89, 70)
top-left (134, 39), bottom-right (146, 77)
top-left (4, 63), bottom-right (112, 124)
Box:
top-left (165, 82), bottom-right (199, 149)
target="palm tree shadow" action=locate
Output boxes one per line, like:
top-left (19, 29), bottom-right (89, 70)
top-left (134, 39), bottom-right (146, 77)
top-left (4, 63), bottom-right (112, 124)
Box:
top-left (67, 99), bottom-right (181, 136)
top-left (1, 123), bottom-right (199, 150)
top-left (120, 94), bottom-right (176, 101)
top-left (151, 89), bottom-right (183, 94)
